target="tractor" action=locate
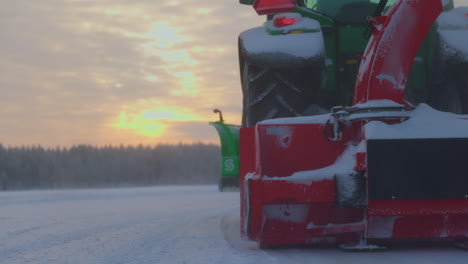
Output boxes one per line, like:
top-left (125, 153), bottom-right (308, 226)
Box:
top-left (210, 0), bottom-right (468, 191)
top-left (238, 0), bottom-right (467, 126)
top-left (238, 0), bottom-right (468, 250)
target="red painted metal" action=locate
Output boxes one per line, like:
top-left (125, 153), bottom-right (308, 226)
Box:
top-left (253, 0), bottom-right (296, 15)
top-left (391, 215), bottom-right (468, 239)
top-left (355, 152), bottom-right (367, 171)
top-left (261, 204), bottom-right (363, 246)
top-left (353, 0), bottom-right (443, 105)
top-left (240, 122), bottom-right (365, 245)
top-left (239, 127), bottom-right (256, 238)
top-left (368, 215), bottom-right (468, 240)
top-left (239, 127), bottom-right (256, 178)
top-left (273, 16), bottom-right (296, 27)
top-left (367, 199), bottom-right (468, 240)
top-left (255, 124), bottom-right (352, 177)
top-left (306, 222), bottom-right (365, 237)
top-left (368, 199), bottom-right (468, 216)
top-left (261, 179), bottom-right (335, 203)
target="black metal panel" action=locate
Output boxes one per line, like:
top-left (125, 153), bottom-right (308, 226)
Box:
top-left (368, 138), bottom-right (468, 200)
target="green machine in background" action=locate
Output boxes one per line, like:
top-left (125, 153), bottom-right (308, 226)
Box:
top-left (210, 109), bottom-right (240, 191)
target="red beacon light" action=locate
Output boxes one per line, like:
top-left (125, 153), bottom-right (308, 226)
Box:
top-left (274, 16), bottom-right (296, 27)
top-left (253, 0), bottom-right (297, 15)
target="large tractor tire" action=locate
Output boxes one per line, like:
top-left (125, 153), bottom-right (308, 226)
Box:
top-left (238, 37), bottom-right (327, 127)
top-left (431, 7), bottom-right (468, 114)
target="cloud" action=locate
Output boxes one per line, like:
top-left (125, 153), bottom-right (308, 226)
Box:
top-left (166, 121), bottom-right (221, 142)
top-left (0, 0), bottom-right (262, 146)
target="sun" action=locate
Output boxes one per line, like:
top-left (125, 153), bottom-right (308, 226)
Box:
top-left (113, 111), bottom-right (167, 137)
top-left (111, 103), bottom-right (204, 138)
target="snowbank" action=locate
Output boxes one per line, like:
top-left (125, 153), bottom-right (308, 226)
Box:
top-left (3, 186), bottom-right (467, 263)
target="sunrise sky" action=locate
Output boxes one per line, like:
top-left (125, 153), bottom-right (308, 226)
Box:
top-left (0, 0), bottom-right (263, 147)
top-left (1, 0), bottom-right (467, 147)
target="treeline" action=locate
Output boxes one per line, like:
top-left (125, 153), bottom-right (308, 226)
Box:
top-left (0, 143), bottom-right (221, 191)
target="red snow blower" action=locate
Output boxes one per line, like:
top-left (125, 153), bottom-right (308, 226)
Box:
top-left (239, 0), bottom-right (468, 250)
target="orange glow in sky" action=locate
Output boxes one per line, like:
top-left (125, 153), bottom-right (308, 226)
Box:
top-left (112, 101), bottom-right (204, 138)
top-left (0, 0), bottom-right (262, 147)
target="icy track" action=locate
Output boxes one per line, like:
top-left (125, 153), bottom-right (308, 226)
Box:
top-left (1, 186), bottom-right (467, 264)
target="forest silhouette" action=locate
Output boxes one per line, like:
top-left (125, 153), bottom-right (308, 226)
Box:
top-left (0, 143), bottom-right (220, 191)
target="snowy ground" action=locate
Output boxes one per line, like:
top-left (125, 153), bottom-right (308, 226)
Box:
top-left (1, 186), bottom-right (467, 264)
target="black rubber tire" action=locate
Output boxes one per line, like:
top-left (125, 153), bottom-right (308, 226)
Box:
top-left (239, 41), bottom-right (326, 127)
top-left (448, 63), bottom-right (468, 114)
top-left (429, 34), bottom-right (468, 114)
top-left (432, 78), bottom-right (463, 114)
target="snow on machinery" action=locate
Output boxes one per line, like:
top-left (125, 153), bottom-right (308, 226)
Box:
top-left (239, 0), bottom-right (468, 250)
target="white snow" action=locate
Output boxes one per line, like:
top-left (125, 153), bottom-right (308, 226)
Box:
top-left (260, 112), bottom-right (330, 125)
top-left (265, 126), bottom-right (293, 148)
top-left (376, 74), bottom-right (398, 86)
top-left (354, 99), bottom-right (405, 108)
top-left (437, 7), bottom-right (468, 60)
top-left (365, 103), bottom-right (468, 139)
top-left (1, 186), bottom-right (468, 263)
top-left (438, 6), bottom-right (468, 26)
top-left (367, 216), bottom-right (401, 239)
top-left (240, 26), bottom-right (324, 59)
top-left (259, 99), bottom-right (406, 129)
top-left (244, 172), bottom-right (260, 181)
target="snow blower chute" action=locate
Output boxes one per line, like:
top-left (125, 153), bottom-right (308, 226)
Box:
top-left (210, 109), bottom-right (240, 191)
top-left (240, 0), bottom-right (468, 250)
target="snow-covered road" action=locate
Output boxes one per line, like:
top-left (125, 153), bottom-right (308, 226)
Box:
top-left (1, 186), bottom-right (466, 264)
